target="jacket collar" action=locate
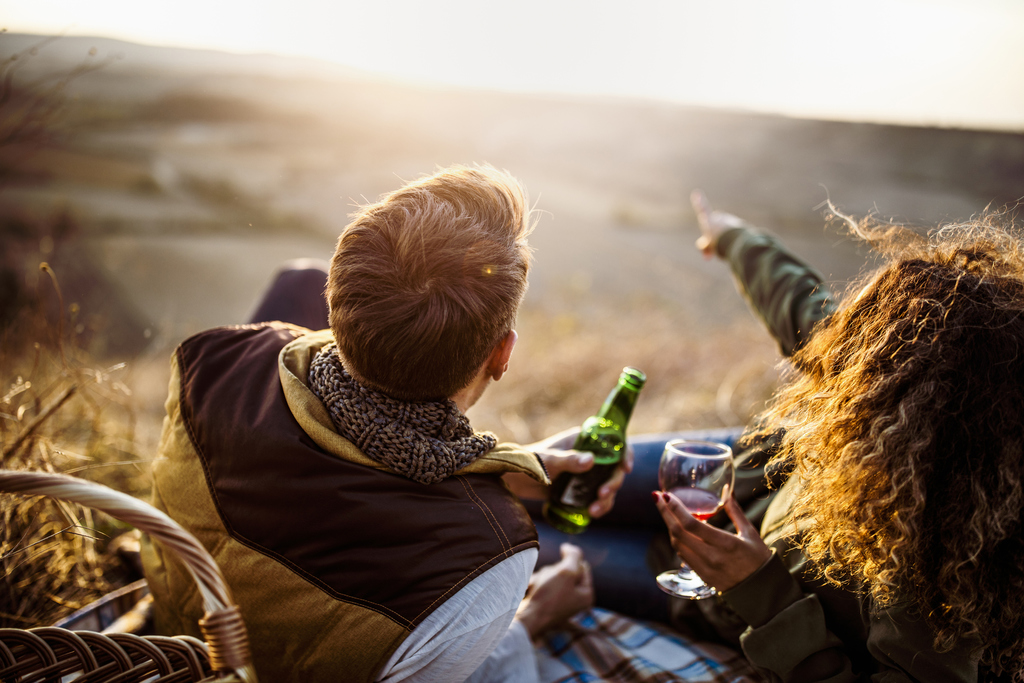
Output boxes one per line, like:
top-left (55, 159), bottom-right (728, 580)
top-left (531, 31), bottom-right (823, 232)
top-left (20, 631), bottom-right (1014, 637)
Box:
top-left (278, 330), bottom-right (549, 484)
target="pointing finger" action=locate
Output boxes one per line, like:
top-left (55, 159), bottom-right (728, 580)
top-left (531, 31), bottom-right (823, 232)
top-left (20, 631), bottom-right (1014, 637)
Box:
top-left (691, 189), bottom-right (712, 227)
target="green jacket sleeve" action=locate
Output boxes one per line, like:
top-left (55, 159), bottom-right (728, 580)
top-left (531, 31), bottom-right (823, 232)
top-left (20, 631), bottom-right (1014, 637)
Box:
top-left (717, 226), bottom-right (836, 357)
top-left (722, 553), bottom-right (860, 682)
top-left (719, 548), bottom-right (980, 682)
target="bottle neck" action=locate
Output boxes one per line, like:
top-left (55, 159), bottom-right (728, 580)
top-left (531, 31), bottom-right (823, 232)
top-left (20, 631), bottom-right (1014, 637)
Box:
top-left (596, 383), bottom-right (640, 431)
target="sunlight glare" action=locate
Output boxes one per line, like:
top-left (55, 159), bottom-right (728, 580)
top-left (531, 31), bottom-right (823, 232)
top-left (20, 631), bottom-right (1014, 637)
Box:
top-left (2, 0), bottom-right (1022, 129)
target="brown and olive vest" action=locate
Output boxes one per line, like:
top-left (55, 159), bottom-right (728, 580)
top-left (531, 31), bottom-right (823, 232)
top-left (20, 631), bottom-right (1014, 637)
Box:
top-left (141, 323), bottom-right (546, 682)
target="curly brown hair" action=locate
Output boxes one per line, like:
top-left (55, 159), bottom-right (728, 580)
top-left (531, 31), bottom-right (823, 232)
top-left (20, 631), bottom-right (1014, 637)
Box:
top-left (764, 210), bottom-right (1024, 679)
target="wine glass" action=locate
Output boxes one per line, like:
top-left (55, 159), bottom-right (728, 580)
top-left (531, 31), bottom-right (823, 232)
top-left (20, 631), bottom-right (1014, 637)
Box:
top-left (655, 438), bottom-right (735, 600)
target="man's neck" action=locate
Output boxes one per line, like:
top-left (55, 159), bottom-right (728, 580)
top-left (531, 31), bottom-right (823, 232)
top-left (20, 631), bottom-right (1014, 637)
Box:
top-left (450, 366), bottom-right (491, 415)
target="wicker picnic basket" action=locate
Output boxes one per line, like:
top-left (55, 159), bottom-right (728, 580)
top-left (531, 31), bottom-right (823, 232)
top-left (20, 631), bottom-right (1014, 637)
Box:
top-left (0, 469), bottom-right (259, 682)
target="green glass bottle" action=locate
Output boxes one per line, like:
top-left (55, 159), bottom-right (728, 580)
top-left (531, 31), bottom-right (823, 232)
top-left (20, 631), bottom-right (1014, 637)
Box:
top-left (543, 367), bottom-right (646, 534)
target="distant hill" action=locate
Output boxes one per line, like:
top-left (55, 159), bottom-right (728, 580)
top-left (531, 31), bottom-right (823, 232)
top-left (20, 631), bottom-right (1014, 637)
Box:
top-left (2, 30), bottom-right (1022, 351)
top-left (1, 32), bottom-right (369, 79)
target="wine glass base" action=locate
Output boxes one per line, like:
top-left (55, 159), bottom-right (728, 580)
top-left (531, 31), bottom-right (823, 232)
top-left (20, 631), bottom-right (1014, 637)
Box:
top-left (656, 568), bottom-right (717, 600)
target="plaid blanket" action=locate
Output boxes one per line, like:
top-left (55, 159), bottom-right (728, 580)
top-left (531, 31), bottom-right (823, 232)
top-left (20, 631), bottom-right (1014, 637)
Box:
top-left (536, 608), bottom-right (765, 683)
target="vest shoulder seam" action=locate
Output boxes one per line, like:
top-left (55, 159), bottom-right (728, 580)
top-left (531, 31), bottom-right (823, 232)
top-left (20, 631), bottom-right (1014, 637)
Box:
top-left (456, 476), bottom-right (512, 550)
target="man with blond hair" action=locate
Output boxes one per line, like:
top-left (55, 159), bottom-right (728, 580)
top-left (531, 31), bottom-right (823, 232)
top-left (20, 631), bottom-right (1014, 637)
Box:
top-left (142, 165), bottom-right (610, 682)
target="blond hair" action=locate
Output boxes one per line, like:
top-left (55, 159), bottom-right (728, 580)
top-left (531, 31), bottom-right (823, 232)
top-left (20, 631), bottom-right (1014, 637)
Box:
top-left (327, 165), bottom-right (533, 401)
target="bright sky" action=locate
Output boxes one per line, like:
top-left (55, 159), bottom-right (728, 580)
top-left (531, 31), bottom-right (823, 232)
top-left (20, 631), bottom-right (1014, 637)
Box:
top-left (4, 0), bottom-right (1024, 130)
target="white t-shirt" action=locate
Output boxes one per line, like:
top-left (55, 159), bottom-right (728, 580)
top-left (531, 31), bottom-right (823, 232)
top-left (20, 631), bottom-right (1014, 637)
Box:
top-left (376, 548), bottom-right (541, 683)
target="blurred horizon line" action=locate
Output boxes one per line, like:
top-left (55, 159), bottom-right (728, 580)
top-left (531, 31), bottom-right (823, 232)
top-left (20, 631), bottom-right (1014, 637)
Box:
top-left (3, 28), bottom-right (1024, 135)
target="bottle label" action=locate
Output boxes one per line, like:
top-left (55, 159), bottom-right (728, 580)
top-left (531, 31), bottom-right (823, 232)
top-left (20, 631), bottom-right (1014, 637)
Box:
top-left (559, 475), bottom-right (594, 508)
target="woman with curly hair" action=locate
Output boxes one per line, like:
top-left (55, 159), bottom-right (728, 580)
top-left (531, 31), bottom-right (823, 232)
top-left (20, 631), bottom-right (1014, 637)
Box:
top-left (655, 193), bottom-right (1024, 682)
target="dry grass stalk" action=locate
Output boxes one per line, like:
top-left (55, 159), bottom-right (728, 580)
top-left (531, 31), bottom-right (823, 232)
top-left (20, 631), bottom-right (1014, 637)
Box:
top-left (0, 266), bottom-right (145, 628)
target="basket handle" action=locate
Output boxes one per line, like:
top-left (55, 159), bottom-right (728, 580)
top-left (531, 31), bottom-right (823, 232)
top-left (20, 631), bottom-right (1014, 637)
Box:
top-left (0, 469), bottom-right (258, 683)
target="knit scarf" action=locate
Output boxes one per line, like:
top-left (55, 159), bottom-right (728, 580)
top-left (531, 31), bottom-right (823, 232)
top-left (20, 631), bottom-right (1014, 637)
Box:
top-left (307, 343), bottom-right (496, 484)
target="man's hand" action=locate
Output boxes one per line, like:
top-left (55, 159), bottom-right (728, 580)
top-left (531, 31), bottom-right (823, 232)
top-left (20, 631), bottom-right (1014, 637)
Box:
top-left (691, 189), bottom-right (747, 260)
top-left (505, 427), bottom-right (635, 518)
top-left (514, 543), bottom-right (594, 640)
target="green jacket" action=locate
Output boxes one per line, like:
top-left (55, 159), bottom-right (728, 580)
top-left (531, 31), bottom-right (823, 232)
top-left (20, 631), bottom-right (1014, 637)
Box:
top-left (709, 226), bottom-right (985, 682)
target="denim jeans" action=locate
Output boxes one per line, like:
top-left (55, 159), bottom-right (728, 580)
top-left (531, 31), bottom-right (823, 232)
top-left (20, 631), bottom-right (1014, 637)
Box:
top-left (247, 258), bottom-right (330, 330)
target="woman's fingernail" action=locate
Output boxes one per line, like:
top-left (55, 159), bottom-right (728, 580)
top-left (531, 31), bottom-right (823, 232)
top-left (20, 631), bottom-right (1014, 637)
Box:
top-left (651, 491), bottom-right (660, 503)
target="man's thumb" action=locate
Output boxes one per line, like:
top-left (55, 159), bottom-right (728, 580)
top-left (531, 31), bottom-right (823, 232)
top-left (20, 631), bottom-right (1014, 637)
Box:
top-left (566, 451), bottom-right (593, 472)
top-left (559, 543), bottom-right (584, 567)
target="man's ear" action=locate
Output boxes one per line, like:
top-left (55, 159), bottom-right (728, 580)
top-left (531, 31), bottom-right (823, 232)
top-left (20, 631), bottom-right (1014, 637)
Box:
top-left (487, 329), bottom-right (518, 381)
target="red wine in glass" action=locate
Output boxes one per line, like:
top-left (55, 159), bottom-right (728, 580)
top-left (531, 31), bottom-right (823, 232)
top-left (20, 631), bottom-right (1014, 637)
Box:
top-left (655, 439), bottom-right (735, 600)
top-left (665, 487), bottom-right (722, 521)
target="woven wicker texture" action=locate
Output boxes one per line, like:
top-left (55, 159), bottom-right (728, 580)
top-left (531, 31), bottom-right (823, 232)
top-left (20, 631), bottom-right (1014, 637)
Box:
top-left (0, 470), bottom-right (259, 682)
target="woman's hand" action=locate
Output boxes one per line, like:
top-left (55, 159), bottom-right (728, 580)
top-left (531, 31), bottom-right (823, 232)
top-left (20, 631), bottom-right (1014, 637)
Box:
top-left (691, 190), bottom-right (747, 259)
top-left (508, 427), bottom-right (635, 518)
top-left (654, 484), bottom-right (772, 592)
top-left (515, 543), bottom-right (594, 639)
